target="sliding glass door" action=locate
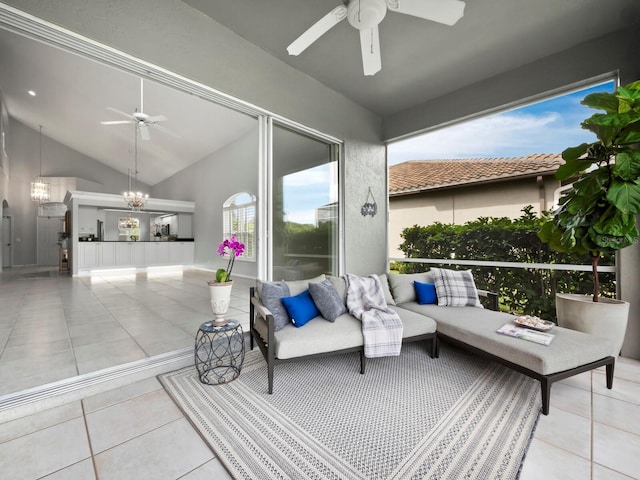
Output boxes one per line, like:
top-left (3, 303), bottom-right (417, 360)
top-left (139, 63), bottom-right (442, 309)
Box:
top-left (271, 123), bottom-right (339, 280)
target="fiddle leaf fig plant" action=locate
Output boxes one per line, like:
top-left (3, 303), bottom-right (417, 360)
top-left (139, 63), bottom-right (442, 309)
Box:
top-left (539, 80), bottom-right (640, 301)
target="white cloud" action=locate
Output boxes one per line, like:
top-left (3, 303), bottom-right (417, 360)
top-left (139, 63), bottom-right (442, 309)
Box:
top-left (388, 111), bottom-right (596, 164)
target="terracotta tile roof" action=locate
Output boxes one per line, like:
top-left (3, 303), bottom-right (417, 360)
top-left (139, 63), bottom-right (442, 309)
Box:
top-left (389, 154), bottom-right (563, 195)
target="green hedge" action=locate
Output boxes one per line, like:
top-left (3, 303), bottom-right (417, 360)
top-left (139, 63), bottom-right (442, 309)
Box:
top-left (393, 206), bottom-right (615, 321)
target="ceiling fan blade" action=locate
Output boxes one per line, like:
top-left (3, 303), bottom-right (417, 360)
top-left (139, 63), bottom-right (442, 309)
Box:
top-left (105, 107), bottom-right (135, 120)
top-left (100, 120), bottom-right (132, 125)
top-left (387, 0), bottom-right (465, 26)
top-left (287, 5), bottom-right (347, 55)
top-left (145, 114), bottom-right (167, 123)
top-left (360, 26), bottom-right (381, 76)
top-left (139, 124), bottom-right (151, 141)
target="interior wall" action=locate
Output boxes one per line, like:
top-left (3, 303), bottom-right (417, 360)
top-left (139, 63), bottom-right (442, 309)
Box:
top-left (3, 0), bottom-right (388, 276)
top-left (6, 119), bottom-right (140, 266)
top-left (152, 127), bottom-right (259, 278)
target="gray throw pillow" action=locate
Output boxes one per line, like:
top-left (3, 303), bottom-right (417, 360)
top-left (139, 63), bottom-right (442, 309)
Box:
top-left (388, 272), bottom-right (434, 304)
top-left (308, 279), bottom-right (347, 322)
top-left (261, 281), bottom-right (292, 331)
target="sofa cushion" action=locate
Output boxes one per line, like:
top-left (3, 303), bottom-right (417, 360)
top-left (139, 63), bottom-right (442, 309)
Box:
top-left (281, 289), bottom-right (320, 327)
top-left (286, 274), bottom-right (326, 296)
top-left (388, 272), bottom-right (434, 304)
top-left (397, 302), bottom-right (613, 375)
top-left (309, 279), bottom-right (347, 321)
top-left (390, 305), bottom-right (437, 338)
top-left (260, 280), bottom-right (291, 331)
top-left (274, 312), bottom-right (364, 359)
top-left (431, 268), bottom-right (482, 308)
top-left (414, 281), bottom-right (437, 305)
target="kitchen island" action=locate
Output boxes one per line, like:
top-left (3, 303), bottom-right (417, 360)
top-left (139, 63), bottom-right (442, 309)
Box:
top-left (76, 240), bottom-right (194, 271)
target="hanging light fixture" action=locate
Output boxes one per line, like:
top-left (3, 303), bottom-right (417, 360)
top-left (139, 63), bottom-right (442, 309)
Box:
top-left (123, 124), bottom-right (148, 211)
top-left (30, 125), bottom-right (50, 202)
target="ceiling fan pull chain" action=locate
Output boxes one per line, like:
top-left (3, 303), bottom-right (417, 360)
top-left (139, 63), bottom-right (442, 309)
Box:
top-left (140, 78), bottom-right (144, 114)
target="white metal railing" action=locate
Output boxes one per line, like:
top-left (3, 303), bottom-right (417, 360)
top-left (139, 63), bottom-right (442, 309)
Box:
top-left (388, 257), bottom-right (616, 273)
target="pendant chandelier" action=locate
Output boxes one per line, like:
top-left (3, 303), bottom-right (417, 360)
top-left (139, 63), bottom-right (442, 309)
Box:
top-left (30, 125), bottom-right (50, 202)
top-left (123, 124), bottom-right (148, 211)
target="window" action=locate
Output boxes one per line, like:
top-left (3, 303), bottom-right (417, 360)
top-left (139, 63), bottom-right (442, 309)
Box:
top-left (223, 192), bottom-right (256, 261)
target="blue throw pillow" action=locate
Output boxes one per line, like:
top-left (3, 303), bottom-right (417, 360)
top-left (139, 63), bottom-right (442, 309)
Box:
top-left (414, 281), bottom-right (437, 305)
top-left (281, 289), bottom-right (320, 327)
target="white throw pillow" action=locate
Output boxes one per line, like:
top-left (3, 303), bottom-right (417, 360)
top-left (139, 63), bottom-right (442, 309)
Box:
top-left (431, 268), bottom-right (483, 308)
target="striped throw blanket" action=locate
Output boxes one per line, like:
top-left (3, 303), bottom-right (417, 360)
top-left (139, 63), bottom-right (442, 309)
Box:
top-left (346, 274), bottom-right (403, 358)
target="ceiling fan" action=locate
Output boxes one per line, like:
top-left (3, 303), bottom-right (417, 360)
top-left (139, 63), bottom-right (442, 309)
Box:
top-left (287, 0), bottom-right (465, 76)
top-left (100, 78), bottom-right (178, 140)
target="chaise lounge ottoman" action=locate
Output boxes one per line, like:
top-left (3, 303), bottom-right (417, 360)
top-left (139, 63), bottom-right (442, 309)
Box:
top-left (395, 301), bottom-right (615, 415)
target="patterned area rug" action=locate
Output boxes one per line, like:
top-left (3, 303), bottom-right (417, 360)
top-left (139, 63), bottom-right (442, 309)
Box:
top-left (160, 342), bottom-right (540, 479)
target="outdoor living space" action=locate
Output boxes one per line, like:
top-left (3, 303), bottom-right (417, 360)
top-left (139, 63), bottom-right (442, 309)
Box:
top-left (0, 267), bottom-right (638, 479)
top-left (1, 1), bottom-right (640, 478)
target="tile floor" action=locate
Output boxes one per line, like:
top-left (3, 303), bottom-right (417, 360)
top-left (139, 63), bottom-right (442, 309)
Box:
top-left (0, 267), bottom-right (639, 479)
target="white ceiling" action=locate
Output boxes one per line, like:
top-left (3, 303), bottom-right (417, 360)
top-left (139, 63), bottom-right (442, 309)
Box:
top-left (0, 27), bottom-right (257, 186)
top-left (0, 0), bottom-right (639, 187)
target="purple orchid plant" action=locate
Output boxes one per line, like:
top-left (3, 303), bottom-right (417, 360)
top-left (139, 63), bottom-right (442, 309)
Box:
top-left (215, 236), bottom-right (246, 283)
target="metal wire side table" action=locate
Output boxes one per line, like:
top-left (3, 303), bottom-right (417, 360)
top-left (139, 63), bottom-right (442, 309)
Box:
top-left (194, 319), bottom-right (245, 385)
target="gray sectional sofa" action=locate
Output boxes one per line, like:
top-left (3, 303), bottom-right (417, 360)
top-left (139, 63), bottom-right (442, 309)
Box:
top-left (249, 272), bottom-right (615, 415)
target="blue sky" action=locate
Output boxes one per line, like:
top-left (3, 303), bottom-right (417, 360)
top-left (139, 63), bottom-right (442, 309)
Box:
top-left (388, 80), bottom-right (616, 165)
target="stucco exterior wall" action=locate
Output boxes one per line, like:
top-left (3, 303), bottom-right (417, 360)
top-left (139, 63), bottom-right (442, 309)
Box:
top-left (389, 176), bottom-right (558, 257)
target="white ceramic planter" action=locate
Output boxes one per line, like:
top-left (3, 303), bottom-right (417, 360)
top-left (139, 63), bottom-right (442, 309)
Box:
top-left (556, 293), bottom-right (629, 357)
top-left (208, 280), bottom-right (233, 326)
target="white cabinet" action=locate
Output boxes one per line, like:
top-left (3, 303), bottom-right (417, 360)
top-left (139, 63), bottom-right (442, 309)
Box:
top-left (99, 242), bottom-right (116, 267)
top-left (116, 242), bottom-right (145, 267)
top-left (169, 242), bottom-right (194, 265)
top-left (77, 243), bottom-right (98, 269)
top-left (145, 242), bottom-right (171, 265)
top-left (77, 242), bottom-right (117, 269)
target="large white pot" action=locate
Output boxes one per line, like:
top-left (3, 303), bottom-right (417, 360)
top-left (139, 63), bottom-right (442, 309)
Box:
top-left (556, 293), bottom-right (629, 357)
top-left (208, 280), bottom-right (233, 326)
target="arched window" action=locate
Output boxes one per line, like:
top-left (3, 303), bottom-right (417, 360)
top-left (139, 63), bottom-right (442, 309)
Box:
top-left (223, 192), bottom-right (256, 261)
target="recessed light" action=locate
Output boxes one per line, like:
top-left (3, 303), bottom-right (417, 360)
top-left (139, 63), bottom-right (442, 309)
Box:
top-left (28, 90), bottom-right (36, 96)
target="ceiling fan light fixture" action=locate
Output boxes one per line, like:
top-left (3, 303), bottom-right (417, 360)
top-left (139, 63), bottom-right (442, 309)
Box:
top-left (347, 0), bottom-right (387, 30)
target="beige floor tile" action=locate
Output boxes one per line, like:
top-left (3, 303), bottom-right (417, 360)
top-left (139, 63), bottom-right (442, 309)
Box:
top-left (519, 438), bottom-right (591, 480)
top-left (181, 458), bottom-right (233, 479)
top-left (86, 389), bottom-right (183, 453)
top-left (611, 356), bottom-right (640, 384)
top-left (82, 377), bottom-right (163, 414)
top-left (593, 373), bottom-right (640, 406)
top-left (592, 463), bottom-right (637, 480)
top-left (547, 382), bottom-right (592, 418)
top-left (74, 337), bottom-right (147, 374)
top-left (94, 418), bottom-right (214, 480)
top-left (534, 408), bottom-right (591, 459)
top-left (0, 401), bottom-right (83, 443)
top-left (593, 422), bottom-right (640, 478)
top-left (593, 394), bottom-right (640, 436)
top-left (0, 417), bottom-right (91, 479)
top-left (41, 459), bottom-right (97, 479)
